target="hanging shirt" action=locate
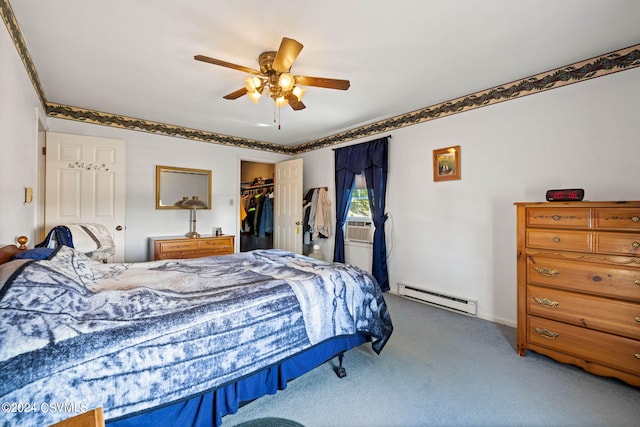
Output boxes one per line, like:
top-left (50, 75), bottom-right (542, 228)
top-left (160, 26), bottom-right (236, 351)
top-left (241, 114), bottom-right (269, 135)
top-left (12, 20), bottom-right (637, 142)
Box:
top-left (258, 195), bottom-right (273, 237)
top-left (313, 188), bottom-right (331, 239)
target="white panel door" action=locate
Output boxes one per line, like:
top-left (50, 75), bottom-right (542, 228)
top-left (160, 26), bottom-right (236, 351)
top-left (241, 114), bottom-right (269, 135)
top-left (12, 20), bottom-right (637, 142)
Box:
top-left (45, 132), bottom-right (126, 262)
top-left (274, 158), bottom-right (303, 254)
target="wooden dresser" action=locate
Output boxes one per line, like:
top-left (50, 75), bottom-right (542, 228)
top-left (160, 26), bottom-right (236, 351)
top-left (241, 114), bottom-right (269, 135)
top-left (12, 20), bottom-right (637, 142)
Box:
top-left (515, 201), bottom-right (640, 386)
top-left (149, 235), bottom-right (235, 261)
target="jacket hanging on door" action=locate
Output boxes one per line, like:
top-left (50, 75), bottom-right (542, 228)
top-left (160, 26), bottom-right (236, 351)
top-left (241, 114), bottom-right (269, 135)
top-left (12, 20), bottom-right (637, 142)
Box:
top-left (303, 187), bottom-right (331, 244)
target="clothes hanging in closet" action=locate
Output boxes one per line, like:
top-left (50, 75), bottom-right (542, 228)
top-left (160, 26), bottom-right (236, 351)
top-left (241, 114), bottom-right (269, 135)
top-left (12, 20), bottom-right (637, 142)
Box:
top-left (241, 186), bottom-right (273, 236)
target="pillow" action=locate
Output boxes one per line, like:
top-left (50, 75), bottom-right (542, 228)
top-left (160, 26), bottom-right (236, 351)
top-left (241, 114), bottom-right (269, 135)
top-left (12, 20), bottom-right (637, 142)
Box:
top-left (12, 247), bottom-right (55, 260)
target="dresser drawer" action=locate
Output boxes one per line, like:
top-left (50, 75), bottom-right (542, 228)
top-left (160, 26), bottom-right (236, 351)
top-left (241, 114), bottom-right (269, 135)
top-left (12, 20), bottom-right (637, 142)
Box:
top-left (526, 229), bottom-right (592, 252)
top-left (528, 316), bottom-right (640, 375)
top-left (200, 237), bottom-right (233, 253)
top-left (157, 240), bottom-right (200, 253)
top-left (595, 208), bottom-right (640, 231)
top-left (596, 232), bottom-right (640, 256)
top-left (527, 207), bottom-right (591, 229)
top-left (526, 256), bottom-right (640, 301)
top-left (527, 285), bottom-right (640, 339)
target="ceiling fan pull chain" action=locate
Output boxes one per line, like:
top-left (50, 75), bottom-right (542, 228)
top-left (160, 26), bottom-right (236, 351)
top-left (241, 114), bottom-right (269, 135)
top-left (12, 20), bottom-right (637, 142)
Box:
top-left (273, 103), bottom-right (282, 130)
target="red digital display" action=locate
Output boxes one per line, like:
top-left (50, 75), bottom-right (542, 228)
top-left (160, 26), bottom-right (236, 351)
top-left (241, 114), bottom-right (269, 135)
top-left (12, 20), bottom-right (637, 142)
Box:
top-left (545, 189), bottom-right (585, 201)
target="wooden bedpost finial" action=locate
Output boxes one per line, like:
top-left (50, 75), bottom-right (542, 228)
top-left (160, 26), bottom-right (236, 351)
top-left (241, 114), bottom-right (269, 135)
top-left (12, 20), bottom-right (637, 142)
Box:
top-left (17, 235), bottom-right (28, 250)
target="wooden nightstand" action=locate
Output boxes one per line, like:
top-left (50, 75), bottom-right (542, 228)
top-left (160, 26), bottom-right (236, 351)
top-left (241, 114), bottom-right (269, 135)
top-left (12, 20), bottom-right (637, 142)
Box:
top-left (149, 235), bottom-right (235, 261)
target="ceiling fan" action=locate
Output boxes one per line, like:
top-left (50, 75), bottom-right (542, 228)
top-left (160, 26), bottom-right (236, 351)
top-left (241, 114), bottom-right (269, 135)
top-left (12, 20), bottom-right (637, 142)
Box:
top-left (194, 37), bottom-right (350, 112)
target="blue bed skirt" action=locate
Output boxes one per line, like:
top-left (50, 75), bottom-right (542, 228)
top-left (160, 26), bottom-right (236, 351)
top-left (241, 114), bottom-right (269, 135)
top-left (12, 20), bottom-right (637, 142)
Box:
top-left (107, 334), bottom-right (369, 427)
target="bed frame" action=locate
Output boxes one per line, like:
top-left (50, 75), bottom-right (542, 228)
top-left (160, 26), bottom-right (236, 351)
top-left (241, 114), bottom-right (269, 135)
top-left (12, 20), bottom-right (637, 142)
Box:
top-left (0, 236), bottom-right (27, 264)
top-left (0, 237), bottom-right (367, 426)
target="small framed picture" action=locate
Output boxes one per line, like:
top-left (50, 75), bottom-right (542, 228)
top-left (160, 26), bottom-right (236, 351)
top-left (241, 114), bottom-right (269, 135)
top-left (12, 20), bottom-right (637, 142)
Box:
top-left (433, 145), bottom-right (461, 182)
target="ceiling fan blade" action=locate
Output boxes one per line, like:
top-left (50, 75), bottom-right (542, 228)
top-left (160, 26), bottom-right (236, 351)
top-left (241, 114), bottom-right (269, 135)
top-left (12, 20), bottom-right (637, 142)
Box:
top-left (294, 75), bottom-right (350, 90)
top-left (223, 88), bottom-right (248, 100)
top-left (284, 92), bottom-right (306, 111)
top-left (194, 55), bottom-right (261, 75)
top-left (272, 37), bottom-right (304, 73)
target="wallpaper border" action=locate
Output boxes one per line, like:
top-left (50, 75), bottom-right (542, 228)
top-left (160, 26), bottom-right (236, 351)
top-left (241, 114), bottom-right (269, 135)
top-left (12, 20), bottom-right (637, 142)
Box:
top-left (45, 103), bottom-right (296, 155)
top-left (2, 0), bottom-right (638, 155)
top-left (295, 44), bottom-right (640, 153)
top-left (0, 0), bottom-right (47, 107)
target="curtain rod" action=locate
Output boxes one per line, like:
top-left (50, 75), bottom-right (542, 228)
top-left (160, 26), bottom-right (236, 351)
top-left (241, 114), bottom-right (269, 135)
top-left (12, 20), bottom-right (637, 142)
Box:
top-left (332, 134), bottom-right (392, 150)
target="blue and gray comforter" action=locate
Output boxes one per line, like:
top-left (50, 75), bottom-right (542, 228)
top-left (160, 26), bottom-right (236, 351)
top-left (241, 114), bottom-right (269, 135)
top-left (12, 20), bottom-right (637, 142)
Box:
top-left (0, 246), bottom-right (392, 426)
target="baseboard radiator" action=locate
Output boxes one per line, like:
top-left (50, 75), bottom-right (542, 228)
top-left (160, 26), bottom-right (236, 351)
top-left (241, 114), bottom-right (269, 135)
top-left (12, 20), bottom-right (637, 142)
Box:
top-left (397, 283), bottom-right (477, 316)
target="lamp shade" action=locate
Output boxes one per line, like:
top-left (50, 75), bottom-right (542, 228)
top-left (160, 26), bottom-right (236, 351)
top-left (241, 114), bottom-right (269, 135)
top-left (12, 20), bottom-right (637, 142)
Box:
top-left (292, 86), bottom-right (306, 101)
top-left (174, 196), bottom-right (189, 207)
top-left (244, 76), bottom-right (260, 93)
top-left (181, 196), bottom-right (208, 209)
top-left (248, 91), bottom-right (261, 104)
top-left (278, 73), bottom-right (295, 91)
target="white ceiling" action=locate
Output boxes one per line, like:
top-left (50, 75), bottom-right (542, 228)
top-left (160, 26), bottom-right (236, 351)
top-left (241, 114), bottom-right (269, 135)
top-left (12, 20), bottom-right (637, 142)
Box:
top-left (9, 1), bottom-right (640, 148)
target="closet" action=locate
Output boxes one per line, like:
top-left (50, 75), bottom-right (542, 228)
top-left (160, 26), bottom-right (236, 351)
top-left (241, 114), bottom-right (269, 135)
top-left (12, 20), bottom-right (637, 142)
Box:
top-left (240, 161), bottom-right (274, 252)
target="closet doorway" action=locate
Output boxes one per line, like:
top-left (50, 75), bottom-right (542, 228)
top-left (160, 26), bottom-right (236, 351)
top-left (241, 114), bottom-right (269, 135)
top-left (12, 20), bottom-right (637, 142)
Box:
top-left (240, 161), bottom-right (275, 252)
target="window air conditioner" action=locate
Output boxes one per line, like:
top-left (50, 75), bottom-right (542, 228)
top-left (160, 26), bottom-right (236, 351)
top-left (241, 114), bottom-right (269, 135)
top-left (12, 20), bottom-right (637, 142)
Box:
top-left (345, 220), bottom-right (374, 243)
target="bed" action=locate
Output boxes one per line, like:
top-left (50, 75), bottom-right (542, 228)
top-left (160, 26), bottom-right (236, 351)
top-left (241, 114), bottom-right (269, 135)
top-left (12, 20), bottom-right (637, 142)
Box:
top-left (0, 240), bottom-right (393, 427)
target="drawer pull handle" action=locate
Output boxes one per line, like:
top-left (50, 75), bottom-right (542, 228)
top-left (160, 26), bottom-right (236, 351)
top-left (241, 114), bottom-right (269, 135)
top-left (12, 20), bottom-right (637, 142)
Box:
top-left (534, 267), bottom-right (559, 277)
top-left (534, 328), bottom-right (559, 339)
top-left (533, 297), bottom-right (559, 308)
top-left (552, 237), bottom-right (560, 243)
top-left (632, 216), bottom-right (640, 222)
top-left (632, 242), bottom-right (640, 249)
top-left (636, 354), bottom-right (640, 360)
top-left (635, 317), bottom-right (640, 323)
top-left (552, 215), bottom-right (561, 221)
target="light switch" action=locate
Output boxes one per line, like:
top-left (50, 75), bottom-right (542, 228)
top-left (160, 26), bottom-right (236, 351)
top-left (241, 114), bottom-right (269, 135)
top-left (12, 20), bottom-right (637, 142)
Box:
top-left (24, 187), bottom-right (33, 204)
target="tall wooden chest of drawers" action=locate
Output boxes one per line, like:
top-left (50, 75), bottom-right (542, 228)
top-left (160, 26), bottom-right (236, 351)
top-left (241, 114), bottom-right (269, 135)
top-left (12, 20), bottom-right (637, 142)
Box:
top-left (149, 235), bottom-right (235, 261)
top-left (515, 201), bottom-right (640, 386)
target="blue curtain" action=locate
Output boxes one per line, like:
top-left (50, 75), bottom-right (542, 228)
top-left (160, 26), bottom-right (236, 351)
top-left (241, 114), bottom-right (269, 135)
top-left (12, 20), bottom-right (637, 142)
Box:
top-left (334, 137), bottom-right (389, 291)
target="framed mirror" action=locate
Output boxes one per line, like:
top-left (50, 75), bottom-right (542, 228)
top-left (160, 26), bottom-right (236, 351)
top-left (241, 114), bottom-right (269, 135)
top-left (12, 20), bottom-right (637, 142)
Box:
top-left (156, 165), bottom-right (212, 209)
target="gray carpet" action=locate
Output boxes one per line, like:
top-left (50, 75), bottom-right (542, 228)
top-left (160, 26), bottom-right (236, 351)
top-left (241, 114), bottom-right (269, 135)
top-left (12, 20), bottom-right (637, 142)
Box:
top-left (222, 293), bottom-right (639, 427)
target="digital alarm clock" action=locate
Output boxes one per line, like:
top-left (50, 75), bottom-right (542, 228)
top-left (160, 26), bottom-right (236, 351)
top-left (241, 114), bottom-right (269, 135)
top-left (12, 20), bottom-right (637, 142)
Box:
top-left (545, 188), bottom-right (585, 202)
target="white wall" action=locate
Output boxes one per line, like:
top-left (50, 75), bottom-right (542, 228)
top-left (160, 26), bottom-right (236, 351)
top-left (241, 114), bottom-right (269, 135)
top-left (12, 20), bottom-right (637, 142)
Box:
top-left (300, 67), bottom-right (640, 326)
top-left (0, 20), bottom-right (44, 246)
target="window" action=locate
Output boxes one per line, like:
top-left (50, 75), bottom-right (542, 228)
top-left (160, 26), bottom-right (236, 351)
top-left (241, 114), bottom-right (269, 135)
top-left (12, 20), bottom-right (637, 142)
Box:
top-left (348, 173), bottom-right (370, 218)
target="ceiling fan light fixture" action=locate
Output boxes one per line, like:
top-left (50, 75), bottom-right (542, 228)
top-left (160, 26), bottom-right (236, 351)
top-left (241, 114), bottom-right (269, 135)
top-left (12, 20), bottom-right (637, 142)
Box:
top-left (244, 76), bottom-right (262, 93)
top-left (292, 86), bottom-right (306, 101)
top-left (274, 96), bottom-right (288, 107)
top-left (278, 73), bottom-right (295, 92)
top-left (248, 91), bottom-right (261, 104)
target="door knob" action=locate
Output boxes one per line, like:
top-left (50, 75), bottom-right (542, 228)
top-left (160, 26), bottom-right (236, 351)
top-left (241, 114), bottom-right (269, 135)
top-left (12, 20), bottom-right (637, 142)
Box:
top-left (116, 225), bottom-right (123, 231)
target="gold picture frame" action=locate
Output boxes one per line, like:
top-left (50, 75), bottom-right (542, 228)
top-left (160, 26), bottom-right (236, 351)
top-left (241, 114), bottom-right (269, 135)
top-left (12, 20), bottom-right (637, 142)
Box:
top-left (433, 145), bottom-right (461, 182)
